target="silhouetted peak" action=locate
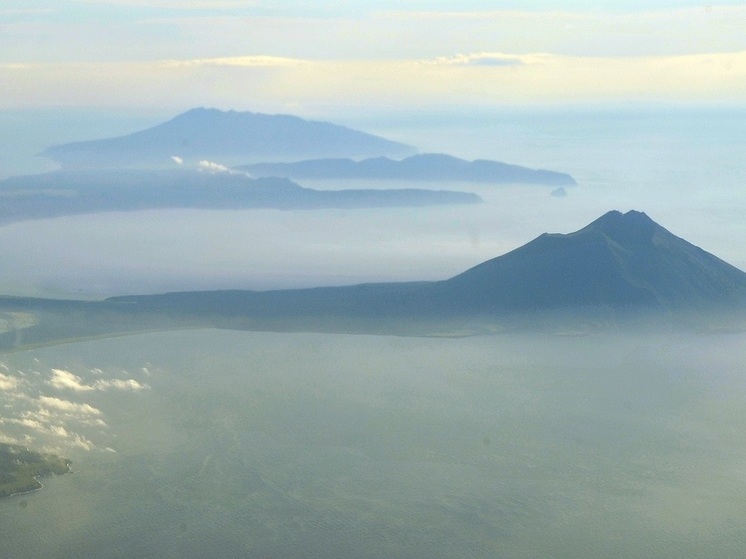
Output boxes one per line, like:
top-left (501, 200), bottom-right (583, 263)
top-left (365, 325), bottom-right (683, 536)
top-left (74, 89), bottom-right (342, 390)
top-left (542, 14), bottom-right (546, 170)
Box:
top-left (588, 209), bottom-right (654, 228)
top-left (407, 153), bottom-right (462, 163)
top-left (577, 210), bottom-right (660, 244)
top-left (172, 107), bottom-right (234, 120)
top-left (445, 209), bottom-right (746, 314)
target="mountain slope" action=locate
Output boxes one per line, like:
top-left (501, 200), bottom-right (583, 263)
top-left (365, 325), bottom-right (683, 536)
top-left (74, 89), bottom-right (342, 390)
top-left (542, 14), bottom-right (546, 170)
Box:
top-left (41, 108), bottom-right (416, 168)
top-left (437, 210), bottom-right (746, 314)
top-left (241, 153), bottom-right (576, 186)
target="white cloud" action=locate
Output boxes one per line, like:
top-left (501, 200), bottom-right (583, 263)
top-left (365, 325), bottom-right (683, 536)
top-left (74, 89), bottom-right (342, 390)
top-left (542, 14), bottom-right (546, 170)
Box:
top-left (99, 378), bottom-right (147, 391)
top-left (431, 53), bottom-right (527, 67)
top-left (1, 48), bottom-right (745, 110)
top-left (198, 160), bottom-right (230, 173)
top-left (0, 433), bottom-right (23, 445)
top-left (162, 55), bottom-right (302, 68)
top-left (0, 372), bottom-right (18, 391)
top-left (48, 368), bottom-right (149, 392)
top-left (197, 160), bottom-right (251, 178)
top-left (171, 155), bottom-right (184, 165)
top-left (0, 8), bottom-right (56, 16)
top-left (76, 0), bottom-right (256, 8)
top-left (48, 368), bottom-right (94, 392)
top-left (1, 417), bottom-right (44, 431)
top-left (0, 365), bottom-right (131, 452)
top-left (37, 424), bottom-right (95, 450)
top-left (0, 63), bottom-right (33, 71)
top-left (39, 395), bottom-right (102, 416)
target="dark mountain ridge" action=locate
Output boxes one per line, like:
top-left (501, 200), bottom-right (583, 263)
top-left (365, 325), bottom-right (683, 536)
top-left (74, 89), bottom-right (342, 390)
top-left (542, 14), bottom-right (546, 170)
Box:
top-left (241, 153), bottom-right (576, 186)
top-left (0, 210), bottom-right (743, 347)
top-left (0, 168), bottom-right (480, 224)
top-left (41, 108), bottom-right (416, 168)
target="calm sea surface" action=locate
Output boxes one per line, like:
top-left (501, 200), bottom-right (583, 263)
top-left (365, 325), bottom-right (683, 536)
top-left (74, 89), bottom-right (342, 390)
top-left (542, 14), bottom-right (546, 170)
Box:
top-left (1, 329), bottom-right (745, 558)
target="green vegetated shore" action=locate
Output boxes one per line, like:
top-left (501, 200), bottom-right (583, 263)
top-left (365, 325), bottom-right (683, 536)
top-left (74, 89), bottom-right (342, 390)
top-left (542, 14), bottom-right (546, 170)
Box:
top-left (0, 443), bottom-right (71, 498)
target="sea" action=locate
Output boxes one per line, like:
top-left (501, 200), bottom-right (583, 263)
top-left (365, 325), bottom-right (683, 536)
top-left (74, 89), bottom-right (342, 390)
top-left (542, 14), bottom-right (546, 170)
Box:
top-left (2, 329), bottom-right (746, 559)
top-left (0, 106), bottom-right (745, 558)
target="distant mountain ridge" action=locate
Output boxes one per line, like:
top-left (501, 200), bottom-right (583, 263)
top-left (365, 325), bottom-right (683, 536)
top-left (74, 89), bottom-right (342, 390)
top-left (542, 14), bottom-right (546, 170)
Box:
top-left (0, 169), bottom-right (480, 224)
top-left (240, 153), bottom-right (576, 186)
top-left (41, 108), bottom-right (416, 168)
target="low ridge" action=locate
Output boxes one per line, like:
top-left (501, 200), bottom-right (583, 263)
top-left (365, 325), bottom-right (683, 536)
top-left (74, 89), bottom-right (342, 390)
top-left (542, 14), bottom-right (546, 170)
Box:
top-left (241, 153), bottom-right (576, 186)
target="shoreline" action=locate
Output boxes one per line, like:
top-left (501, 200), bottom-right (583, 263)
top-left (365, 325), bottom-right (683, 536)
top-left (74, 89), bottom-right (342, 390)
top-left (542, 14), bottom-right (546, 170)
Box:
top-left (5, 463), bottom-right (73, 499)
top-left (0, 447), bottom-right (73, 500)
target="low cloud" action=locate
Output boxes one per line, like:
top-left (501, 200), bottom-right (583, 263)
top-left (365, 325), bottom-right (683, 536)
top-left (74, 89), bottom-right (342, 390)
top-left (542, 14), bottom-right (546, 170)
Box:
top-left (162, 55), bottom-right (301, 68)
top-left (171, 155), bottom-right (184, 165)
top-left (197, 160), bottom-right (251, 178)
top-left (198, 160), bottom-right (231, 173)
top-left (432, 52), bottom-right (527, 67)
top-left (0, 433), bottom-right (23, 445)
top-left (1, 417), bottom-right (44, 431)
top-left (0, 364), bottom-right (150, 453)
top-left (4, 50), bottom-right (745, 110)
top-left (100, 378), bottom-right (147, 391)
top-left (49, 369), bottom-right (94, 392)
top-left (81, 0), bottom-right (257, 10)
top-left (39, 395), bottom-right (103, 416)
top-left (0, 415), bottom-right (95, 449)
top-left (47, 426), bottom-right (96, 450)
top-left (48, 368), bottom-right (149, 392)
top-left (0, 372), bottom-right (18, 391)
top-left (0, 63), bottom-right (33, 71)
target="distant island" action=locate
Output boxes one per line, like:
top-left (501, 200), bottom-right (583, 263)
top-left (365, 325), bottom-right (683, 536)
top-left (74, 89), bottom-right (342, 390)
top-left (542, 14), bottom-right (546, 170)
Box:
top-left (0, 169), bottom-right (481, 224)
top-left (0, 443), bottom-right (71, 498)
top-left (0, 210), bottom-right (744, 347)
top-left (240, 153), bottom-right (576, 186)
top-left (41, 108), bottom-right (416, 168)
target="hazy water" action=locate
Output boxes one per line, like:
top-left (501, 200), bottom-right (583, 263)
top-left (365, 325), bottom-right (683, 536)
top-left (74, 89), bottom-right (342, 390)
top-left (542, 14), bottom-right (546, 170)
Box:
top-left (1, 329), bottom-right (746, 558)
top-left (0, 107), bottom-right (743, 298)
top-left (0, 108), bottom-right (170, 181)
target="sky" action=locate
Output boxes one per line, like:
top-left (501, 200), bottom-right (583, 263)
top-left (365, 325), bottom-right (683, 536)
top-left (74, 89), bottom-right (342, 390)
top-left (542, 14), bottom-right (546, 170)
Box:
top-left (1, 1), bottom-right (744, 113)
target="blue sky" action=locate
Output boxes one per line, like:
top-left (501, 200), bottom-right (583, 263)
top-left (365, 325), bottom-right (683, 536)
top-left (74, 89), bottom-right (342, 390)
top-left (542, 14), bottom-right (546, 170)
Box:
top-left (1, 1), bottom-right (744, 111)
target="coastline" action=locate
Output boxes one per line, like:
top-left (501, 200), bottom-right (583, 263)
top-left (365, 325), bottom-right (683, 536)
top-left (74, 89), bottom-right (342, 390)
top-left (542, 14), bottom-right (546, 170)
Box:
top-left (0, 443), bottom-right (72, 499)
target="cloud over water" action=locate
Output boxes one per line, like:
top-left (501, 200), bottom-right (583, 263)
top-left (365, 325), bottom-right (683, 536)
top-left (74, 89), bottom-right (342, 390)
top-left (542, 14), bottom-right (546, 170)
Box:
top-left (0, 362), bottom-right (149, 453)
